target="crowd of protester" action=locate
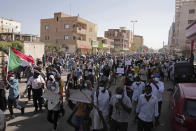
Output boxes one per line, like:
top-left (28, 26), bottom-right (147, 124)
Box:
top-left (0, 53), bottom-right (193, 131)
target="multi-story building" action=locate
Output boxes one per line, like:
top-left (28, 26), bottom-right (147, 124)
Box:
top-left (132, 35), bottom-right (144, 52)
top-left (168, 22), bottom-right (175, 52)
top-left (96, 37), bottom-right (114, 53)
top-left (40, 12), bottom-right (97, 54)
top-left (104, 27), bottom-right (133, 52)
top-left (0, 17), bottom-right (21, 33)
top-left (174, 0), bottom-right (196, 55)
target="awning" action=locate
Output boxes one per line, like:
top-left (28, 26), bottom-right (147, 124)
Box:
top-left (186, 22), bottom-right (196, 38)
top-left (77, 43), bottom-right (92, 49)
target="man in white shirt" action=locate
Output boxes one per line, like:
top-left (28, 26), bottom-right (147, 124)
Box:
top-left (92, 81), bottom-right (110, 130)
top-left (109, 87), bottom-right (132, 131)
top-left (150, 76), bottom-right (164, 122)
top-left (131, 77), bottom-right (145, 122)
top-left (27, 70), bottom-right (45, 113)
top-left (136, 85), bottom-right (159, 131)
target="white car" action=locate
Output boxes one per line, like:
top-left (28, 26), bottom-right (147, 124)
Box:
top-left (0, 110), bottom-right (5, 131)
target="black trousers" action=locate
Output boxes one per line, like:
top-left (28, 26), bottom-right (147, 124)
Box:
top-left (8, 96), bottom-right (22, 116)
top-left (28, 86), bottom-right (32, 100)
top-left (137, 118), bottom-right (153, 131)
top-left (109, 119), bottom-right (128, 131)
top-left (32, 88), bottom-right (43, 110)
top-left (0, 89), bottom-right (7, 111)
top-left (47, 110), bottom-right (59, 130)
top-left (158, 101), bottom-right (162, 117)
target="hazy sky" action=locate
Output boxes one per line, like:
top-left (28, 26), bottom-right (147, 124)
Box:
top-left (0, 0), bottom-right (175, 49)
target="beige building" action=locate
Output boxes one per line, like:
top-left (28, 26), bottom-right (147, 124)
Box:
top-left (0, 17), bottom-right (21, 33)
top-left (24, 42), bottom-right (45, 60)
top-left (132, 35), bottom-right (144, 52)
top-left (104, 27), bottom-right (133, 52)
top-left (174, 0), bottom-right (196, 54)
top-left (96, 37), bottom-right (114, 53)
top-left (40, 12), bottom-right (97, 54)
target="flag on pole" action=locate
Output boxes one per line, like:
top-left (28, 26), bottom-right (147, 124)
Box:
top-left (7, 48), bottom-right (34, 72)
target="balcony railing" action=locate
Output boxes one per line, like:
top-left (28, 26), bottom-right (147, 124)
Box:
top-left (75, 27), bottom-right (86, 34)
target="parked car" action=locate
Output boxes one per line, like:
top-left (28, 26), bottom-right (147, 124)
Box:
top-left (174, 62), bottom-right (195, 83)
top-left (169, 83), bottom-right (196, 131)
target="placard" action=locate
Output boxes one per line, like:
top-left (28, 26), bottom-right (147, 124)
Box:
top-left (125, 60), bottom-right (131, 65)
top-left (69, 89), bottom-right (92, 103)
top-left (42, 89), bottom-right (60, 104)
top-left (117, 68), bottom-right (124, 74)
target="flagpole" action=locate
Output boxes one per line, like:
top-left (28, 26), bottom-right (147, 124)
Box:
top-left (6, 47), bottom-right (10, 80)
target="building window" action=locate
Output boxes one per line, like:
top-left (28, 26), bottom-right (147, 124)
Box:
top-left (73, 36), bottom-right (76, 40)
top-left (56, 28), bottom-right (58, 32)
top-left (57, 17), bottom-right (59, 22)
top-left (189, 9), bottom-right (195, 14)
top-left (64, 24), bottom-right (69, 29)
top-left (56, 39), bottom-right (58, 43)
top-left (64, 36), bottom-right (69, 40)
top-left (1, 21), bottom-right (2, 23)
top-left (45, 25), bottom-right (49, 30)
top-left (45, 36), bottom-right (49, 40)
top-left (188, 20), bottom-right (194, 24)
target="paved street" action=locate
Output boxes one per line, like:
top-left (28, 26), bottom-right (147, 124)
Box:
top-left (5, 74), bottom-right (172, 131)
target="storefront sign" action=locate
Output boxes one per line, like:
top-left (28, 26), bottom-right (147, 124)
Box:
top-left (77, 42), bottom-right (92, 49)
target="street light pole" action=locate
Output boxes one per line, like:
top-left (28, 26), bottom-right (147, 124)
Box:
top-left (130, 20), bottom-right (138, 52)
top-left (130, 20), bottom-right (138, 36)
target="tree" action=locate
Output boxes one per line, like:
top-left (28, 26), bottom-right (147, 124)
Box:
top-left (0, 41), bottom-right (24, 54)
top-left (11, 41), bottom-right (24, 53)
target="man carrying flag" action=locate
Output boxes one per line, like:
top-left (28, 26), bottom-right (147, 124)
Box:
top-left (5, 48), bottom-right (34, 118)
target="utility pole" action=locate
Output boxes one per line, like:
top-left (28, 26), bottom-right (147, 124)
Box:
top-left (130, 20), bottom-right (138, 52)
top-left (130, 20), bottom-right (138, 36)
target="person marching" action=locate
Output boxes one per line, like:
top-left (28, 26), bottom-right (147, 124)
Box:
top-left (27, 70), bottom-right (45, 113)
top-left (46, 75), bottom-right (61, 131)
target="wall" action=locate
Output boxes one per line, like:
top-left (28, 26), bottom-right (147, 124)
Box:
top-left (24, 42), bottom-right (45, 60)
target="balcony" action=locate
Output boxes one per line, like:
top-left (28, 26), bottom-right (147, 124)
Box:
top-left (75, 27), bottom-right (86, 35)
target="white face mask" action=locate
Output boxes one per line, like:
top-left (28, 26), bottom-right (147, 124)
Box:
top-left (9, 77), bottom-right (14, 80)
top-left (154, 78), bottom-right (159, 82)
top-left (145, 93), bottom-right (152, 97)
top-left (84, 84), bottom-right (87, 87)
top-left (116, 94), bottom-right (122, 99)
top-left (136, 82), bottom-right (141, 85)
top-left (99, 87), bottom-right (105, 91)
top-left (51, 86), bottom-right (56, 90)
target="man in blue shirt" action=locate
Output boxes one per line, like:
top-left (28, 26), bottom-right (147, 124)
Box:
top-left (6, 73), bottom-right (24, 119)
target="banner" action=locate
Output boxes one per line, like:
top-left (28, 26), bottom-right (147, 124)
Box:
top-left (117, 68), bottom-right (124, 74)
top-left (125, 60), bottom-right (131, 65)
top-left (42, 89), bottom-right (60, 105)
top-left (69, 89), bottom-right (92, 103)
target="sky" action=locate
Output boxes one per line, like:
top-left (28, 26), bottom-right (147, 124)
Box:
top-left (0, 0), bottom-right (175, 49)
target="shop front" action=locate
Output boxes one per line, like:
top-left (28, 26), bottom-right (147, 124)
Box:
top-left (77, 42), bottom-right (92, 54)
